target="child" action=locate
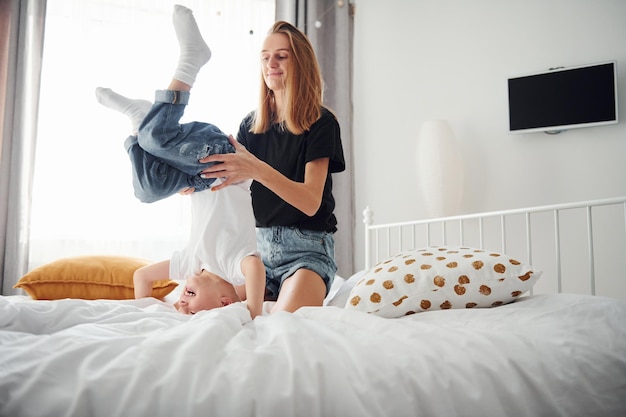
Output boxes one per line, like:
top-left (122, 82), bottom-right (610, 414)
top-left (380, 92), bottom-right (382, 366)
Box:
top-left (96, 4), bottom-right (264, 318)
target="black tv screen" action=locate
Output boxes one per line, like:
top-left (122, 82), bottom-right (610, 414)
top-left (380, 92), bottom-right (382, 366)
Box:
top-left (508, 61), bottom-right (618, 133)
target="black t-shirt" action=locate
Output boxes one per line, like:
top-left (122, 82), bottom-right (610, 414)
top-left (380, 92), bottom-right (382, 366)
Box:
top-left (238, 107), bottom-right (345, 232)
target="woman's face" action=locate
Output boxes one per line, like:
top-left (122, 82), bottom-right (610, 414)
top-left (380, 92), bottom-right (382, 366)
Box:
top-left (260, 33), bottom-right (290, 92)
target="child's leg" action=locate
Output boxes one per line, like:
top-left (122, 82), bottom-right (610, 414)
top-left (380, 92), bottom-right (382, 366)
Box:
top-left (136, 4), bottom-right (234, 180)
top-left (124, 135), bottom-right (200, 203)
top-left (96, 5), bottom-right (229, 203)
top-left (95, 87), bottom-right (198, 203)
top-left (172, 4), bottom-right (211, 88)
top-left (138, 92), bottom-right (234, 178)
top-left (95, 87), bottom-right (151, 135)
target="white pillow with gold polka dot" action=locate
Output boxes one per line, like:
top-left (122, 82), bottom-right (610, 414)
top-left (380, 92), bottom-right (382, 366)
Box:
top-left (345, 246), bottom-right (541, 318)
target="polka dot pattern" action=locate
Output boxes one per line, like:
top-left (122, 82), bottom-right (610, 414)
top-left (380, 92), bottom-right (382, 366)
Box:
top-left (345, 246), bottom-right (541, 318)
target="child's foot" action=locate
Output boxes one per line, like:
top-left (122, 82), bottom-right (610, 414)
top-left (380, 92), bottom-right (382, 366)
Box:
top-left (95, 87), bottom-right (152, 134)
top-left (173, 5), bottom-right (211, 87)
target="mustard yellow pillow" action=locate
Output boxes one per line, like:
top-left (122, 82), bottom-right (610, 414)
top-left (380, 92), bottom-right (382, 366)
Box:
top-left (14, 255), bottom-right (178, 300)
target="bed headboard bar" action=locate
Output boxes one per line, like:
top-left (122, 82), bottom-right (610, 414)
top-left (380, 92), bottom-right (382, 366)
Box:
top-left (363, 196), bottom-right (626, 298)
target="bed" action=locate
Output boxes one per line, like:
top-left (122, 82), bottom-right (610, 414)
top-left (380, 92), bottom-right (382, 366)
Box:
top-left (2, 197), bottom-right (626, 417)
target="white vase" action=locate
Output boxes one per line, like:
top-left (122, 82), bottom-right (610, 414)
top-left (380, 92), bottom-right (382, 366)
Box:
top-left (416, 120), bottom-right (464, 217)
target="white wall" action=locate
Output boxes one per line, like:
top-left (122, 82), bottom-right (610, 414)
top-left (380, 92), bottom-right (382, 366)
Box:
top-left (352, 0), bottom-right (626, 270)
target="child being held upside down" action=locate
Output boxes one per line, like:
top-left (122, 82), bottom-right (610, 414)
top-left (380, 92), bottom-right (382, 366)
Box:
top-left (96, 4), bottom-right (265, 318)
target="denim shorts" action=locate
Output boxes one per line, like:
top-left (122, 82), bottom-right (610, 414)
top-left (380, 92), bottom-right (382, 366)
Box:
top-left (257, 226), bottom-right (337, 300)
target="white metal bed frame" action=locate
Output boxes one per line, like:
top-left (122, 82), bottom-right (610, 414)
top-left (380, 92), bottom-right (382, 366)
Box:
top-left (363, 196), bottom-right (626, 299)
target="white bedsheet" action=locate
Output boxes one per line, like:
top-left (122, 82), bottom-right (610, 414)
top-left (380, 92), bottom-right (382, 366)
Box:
top-left (1, 293), bottom-right (625, 417)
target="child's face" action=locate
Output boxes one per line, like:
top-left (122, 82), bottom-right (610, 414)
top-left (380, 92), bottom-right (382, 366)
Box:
top-left (175, 271), bottom-right (232, 315)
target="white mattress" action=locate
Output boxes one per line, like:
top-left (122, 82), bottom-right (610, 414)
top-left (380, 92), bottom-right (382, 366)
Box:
top-left (1, 292), bottom-right (625, 417)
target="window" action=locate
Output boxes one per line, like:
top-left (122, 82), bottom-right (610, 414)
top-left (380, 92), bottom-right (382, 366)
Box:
top-left (29, 0), bottom-right (275, 269)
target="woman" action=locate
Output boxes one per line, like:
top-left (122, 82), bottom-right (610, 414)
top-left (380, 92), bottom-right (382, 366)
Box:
top-left (201, 21), bottom-right (345, 313)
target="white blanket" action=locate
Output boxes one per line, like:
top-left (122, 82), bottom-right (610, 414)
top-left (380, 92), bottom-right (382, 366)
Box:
top-left (1, 294), bottom-right (625, 417)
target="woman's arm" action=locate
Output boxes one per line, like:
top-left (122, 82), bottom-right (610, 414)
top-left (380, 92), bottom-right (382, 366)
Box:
top-left (133, 260), bottom-right (171, 299)
top-left (199, 136), bottom-right (329, 217)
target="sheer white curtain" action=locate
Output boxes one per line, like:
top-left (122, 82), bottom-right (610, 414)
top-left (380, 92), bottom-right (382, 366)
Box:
top-left (28, 0), bottom-right (275, 273)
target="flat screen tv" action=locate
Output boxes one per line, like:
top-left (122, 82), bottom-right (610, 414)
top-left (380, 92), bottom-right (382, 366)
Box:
top-left (507, 61), bottom-right (618, 134)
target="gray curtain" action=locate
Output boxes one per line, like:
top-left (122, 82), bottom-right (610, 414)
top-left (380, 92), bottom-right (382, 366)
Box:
top-left (0, 0), bottom-right (47, 294)
top-left (276, 0), bottom-right (356, 277)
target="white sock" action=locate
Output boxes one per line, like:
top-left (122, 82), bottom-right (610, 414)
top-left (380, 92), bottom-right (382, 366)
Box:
top-left (172, 5), bottom-right (211, 87)
top-left (95, 87), bottom-right (152, 134)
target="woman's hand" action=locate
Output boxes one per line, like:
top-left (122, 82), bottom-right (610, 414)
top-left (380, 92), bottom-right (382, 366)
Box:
top-left (202, 135), bottom-right (328, 216)
top-left (200, 135), bottom-right (261, 191)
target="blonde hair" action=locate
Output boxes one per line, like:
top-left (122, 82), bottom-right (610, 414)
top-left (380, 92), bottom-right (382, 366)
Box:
top-left (251, 21), bottom-right (323, 135)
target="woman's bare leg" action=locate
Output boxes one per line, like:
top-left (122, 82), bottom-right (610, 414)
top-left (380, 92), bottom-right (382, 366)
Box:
top-left (270, 269), bottom-right (327, 313)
